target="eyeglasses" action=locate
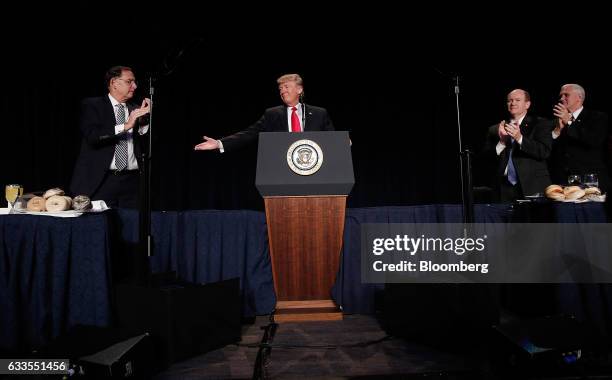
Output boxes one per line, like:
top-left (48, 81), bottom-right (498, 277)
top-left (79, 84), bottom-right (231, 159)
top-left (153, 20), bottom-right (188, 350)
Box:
top-left (116, 78), bottom-right (137, 86)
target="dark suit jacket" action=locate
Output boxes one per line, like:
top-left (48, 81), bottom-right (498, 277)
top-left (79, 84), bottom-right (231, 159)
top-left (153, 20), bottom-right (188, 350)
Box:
top-left (484, 115), bottom-right (553, 198)
top-left (220, 104), bottom-right (335, 152)
top-left (70, 96), bottom-right (146, 196)
top-left (549, 108), bottom-right (610, 191)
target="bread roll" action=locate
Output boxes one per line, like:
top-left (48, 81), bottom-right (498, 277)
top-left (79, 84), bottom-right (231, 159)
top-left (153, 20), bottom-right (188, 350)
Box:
top-left (46, 195), bottom-right (71, 212)
top-left (584, 187), bottom-right (601, 196)
top-left (564, 186), bottom-right (586, 200)
top-left (72, 195), bottom-right (92, 211)
top-left (545, 184), bottom-right (565, 200)
top-left (43, 188), bottom-right (65, 199)
top-left (62, 196), bottom-right (73, 209)
top-left (27, 196), bottom-right (47, 212)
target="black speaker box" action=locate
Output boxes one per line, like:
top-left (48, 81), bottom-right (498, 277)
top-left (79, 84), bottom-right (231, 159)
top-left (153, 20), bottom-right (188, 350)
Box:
top-left (489, 314), bottom-right (610, 377)
top-left (381, 283), bottom-right (500, 350)
top-left (115, 277), bottom-right (242, 369)
top-left (493, 315), bottom-right (590, 360)
top-left (33, 325), bottom-right (154, 379)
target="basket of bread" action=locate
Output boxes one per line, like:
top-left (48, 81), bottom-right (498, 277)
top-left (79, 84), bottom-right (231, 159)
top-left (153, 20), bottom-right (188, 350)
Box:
top-left (544, 184), bottom-right (605, 202)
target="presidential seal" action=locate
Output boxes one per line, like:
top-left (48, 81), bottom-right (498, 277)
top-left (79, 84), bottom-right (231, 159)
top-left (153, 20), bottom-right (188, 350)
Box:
top-left (287, 139), bottom-right (323, 175)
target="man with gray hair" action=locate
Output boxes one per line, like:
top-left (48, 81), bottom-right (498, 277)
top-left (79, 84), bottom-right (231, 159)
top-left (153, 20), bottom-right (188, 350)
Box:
top-left (194, 73), bottom-right (335, 152)
top-left (549, 83), bottom-right (610, 191)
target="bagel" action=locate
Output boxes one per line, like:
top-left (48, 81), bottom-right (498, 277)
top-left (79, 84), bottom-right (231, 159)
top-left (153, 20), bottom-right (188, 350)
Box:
top-left (584, 187), bottom-right (601, 196)
top-left (62, 196), bottom-right (73, 209)
top-left (43, 187), bottom-right (65, 199)
top-left (564, 186), bottom-right (586, 200)
top-left (545, 184), bottom-right (565, 200)
top-left (563, 185), bottom-right (581, 195)
top-left (45, 195), bottom-right (71, 212)
top-left (27, 196), bottom-right (47, 212)
top-left (72, 195), bottom-right (92, 211)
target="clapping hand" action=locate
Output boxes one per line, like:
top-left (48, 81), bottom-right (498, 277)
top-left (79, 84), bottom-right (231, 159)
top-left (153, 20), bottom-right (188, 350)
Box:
top-left (503, 121), bottom-right (522, 141)
top-left (498, 120), bottom-right (510, 143)
top-left (553, 102), bottom-right (572, 130)
top-left (125, 98), bottom-right (151, 130)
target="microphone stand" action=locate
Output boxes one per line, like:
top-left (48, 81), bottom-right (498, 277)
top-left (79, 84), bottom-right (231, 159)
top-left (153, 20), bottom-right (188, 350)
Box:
top-left (134, 37), bottom-right (205, 287)
top-left (135, 76), bottom-right (154, 287)
top-left (454, 75), bottom-right (475, 227)
top-left (300, 94), bottom-right (306, 130)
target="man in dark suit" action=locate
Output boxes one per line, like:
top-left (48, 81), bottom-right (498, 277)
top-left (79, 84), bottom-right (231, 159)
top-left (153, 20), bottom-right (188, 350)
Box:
top-left (194, 73), bottom-right (334, 152)
top-left (549, 83), bottom-right (610, 192)
top-left (484, 89), bottom-right (553, 202)
top-left (70, 66), bottom-right (150, 208)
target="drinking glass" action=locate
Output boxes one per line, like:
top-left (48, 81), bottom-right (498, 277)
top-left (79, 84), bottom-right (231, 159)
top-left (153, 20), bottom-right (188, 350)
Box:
top-left (583, 173), bottom-right (599, 188)
top-left (567, 174), bottom-right (581, 186)
top-left (5, 184), bottom-right (24, 209)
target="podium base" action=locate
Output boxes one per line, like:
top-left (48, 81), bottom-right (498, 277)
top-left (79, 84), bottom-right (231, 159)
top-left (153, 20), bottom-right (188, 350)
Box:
top-left (274, 300), bottom-right (343, 322)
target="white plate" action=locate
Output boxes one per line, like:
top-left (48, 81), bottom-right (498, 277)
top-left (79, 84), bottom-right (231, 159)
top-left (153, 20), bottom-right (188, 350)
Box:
top-left (561, 198), bottom-right (589, 203)
top-left (8, 200), bottom-right (110, 218)
top-left (12, 209), bottom-right (85, 217)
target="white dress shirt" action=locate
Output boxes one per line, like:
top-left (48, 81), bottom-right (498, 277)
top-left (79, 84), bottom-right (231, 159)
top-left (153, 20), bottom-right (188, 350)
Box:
top-left (496, 114), bottom-right (525, 156)
top-left (108, 94), bottom-right (149, 170)
top-left (285, 103), bottom-right (304, 132)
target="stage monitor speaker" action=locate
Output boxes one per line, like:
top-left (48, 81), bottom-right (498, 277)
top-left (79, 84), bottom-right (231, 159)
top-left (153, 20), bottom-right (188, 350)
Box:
top-left (77, 333), bottom-right (151, 378)
top-left (34, 325), bottom-right (154, 378)
top-left (115, 277), bottom-right (242, 369)
top-left (491, 314), bottom-right (604, 376)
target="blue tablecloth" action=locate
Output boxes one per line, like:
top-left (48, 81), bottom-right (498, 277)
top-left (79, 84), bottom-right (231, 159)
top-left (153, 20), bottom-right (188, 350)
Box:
top-left (552, 202), bottom-right (612, 337)
top-left (0, 213), bottom-right (112, 353)
top-left (332, 204), bottom-right (511, 314)
top-left (2, 202), bottom-right (609, 353)
top-left (116, 209), bottom-right (276, 318)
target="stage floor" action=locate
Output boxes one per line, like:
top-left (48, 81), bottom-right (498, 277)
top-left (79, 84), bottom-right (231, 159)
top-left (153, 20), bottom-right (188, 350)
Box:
top-left (153, 314), bottom-right (481, 379)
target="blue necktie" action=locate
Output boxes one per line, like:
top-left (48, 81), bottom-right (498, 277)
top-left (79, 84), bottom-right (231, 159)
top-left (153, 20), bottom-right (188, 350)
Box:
top-left (507, 140), bottom-right (518, 185)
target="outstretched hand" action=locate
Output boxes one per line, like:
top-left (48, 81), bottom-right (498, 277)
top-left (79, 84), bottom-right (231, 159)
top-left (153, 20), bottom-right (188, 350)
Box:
top-left (194, 136), bottom-right (220, 151)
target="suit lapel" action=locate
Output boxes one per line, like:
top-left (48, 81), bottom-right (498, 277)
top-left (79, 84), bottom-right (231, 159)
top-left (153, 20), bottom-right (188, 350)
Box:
top-left (520, 115), bottom-right (533, 136)
top-left (574, 108), bottom-right (586, 126)
top-left (303, 104), bottom-right (310, 131)
top-left (279, 105), bottom-right (289, 131)
top-left (103, 96), bottom-right (117, 132)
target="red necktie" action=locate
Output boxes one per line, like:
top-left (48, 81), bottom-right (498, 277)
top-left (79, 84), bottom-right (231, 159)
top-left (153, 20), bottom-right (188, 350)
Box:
top-left (291, 106), bottom-right (301, 132)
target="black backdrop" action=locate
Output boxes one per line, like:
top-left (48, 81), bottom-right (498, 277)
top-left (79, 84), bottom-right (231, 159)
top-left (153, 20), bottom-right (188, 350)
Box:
top-left (3, 10), bottom-right (611, 211)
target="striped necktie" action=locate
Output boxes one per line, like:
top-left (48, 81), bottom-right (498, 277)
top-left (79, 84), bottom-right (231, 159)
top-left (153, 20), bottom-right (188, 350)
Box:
top-left (114, 104), bottom-right (128, 171)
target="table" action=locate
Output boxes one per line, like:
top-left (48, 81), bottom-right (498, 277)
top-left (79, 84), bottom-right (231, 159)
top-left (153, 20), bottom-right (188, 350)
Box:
top-left (3, 201), bottom-right (609, 353)
top-left (1, 213), bottom-right (112, 353)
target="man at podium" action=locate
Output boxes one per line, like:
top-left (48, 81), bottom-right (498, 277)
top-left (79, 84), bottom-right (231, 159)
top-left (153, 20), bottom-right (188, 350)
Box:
top-left (194, 74), bottom-right (335, 152)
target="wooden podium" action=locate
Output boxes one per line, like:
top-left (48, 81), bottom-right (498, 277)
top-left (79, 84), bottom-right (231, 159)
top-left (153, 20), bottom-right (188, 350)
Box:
top-left (256, 132), bottom-right (354, 322)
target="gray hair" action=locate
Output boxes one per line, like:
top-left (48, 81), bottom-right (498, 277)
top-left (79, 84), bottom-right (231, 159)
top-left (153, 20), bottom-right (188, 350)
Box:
top-left (562, 83), bottom-right (586, 101)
